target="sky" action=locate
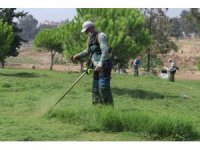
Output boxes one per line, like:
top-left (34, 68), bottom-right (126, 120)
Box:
top-left (167, 8), bottom-right (189, 18)
top-left (17, 8), bottom-right (76, 23)
top-left (17, 8), bottom-right (188, 23)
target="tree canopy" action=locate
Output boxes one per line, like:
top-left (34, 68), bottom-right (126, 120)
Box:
top-left (143, 9), bottom-right (177, 72)
top-left (17, 14), bottom-right (38, 41)
top-left (34, 8), bottom-right (183, 72)
top-left (34, 28), bottom-right (65, 70)
top-left (190, 9), bottom-right (200, 33)
top-left (60, 8), bottom-right (151, 68)
top-left (0, 8), bottom-right (27, 57)
top-left (0, 19), bottom-right (14, 67)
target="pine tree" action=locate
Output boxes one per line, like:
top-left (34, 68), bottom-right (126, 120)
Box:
top-left (61, 8), bottom-right (151, 69)
top-left (0, 19), bottom-right (14, 68)
top-left (0, 8), bottom-right (27, 63)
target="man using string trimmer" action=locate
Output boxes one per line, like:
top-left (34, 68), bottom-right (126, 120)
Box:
top-left (72, 21), bottom-right (114, 106)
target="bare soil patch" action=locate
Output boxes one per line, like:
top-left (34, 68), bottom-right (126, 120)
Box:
top-left (5, 39), bottom-right (200, 80)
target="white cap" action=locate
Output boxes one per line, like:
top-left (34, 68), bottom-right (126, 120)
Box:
top-left (81, 21), bottom-right (94, 32)
top-left (168, 59), bottom-right (172, 62)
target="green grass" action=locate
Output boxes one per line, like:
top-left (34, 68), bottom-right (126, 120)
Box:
top-left (0, 68), bottom-right (200, 141)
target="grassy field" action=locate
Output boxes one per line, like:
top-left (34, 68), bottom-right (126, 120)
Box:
top-left (0, 68), bottom-right (200, 141)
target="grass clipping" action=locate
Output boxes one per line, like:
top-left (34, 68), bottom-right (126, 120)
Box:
top-left (47, 107), bottom-right (199, 141)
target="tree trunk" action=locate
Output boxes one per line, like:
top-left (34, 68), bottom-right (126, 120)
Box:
top-left (147, 48), bottom-right (151, 73)
top-left (147, 9), bottom-right (153, 74)
top-left (50, 50), bottom-right (56, 70)
top-left (0, 60), bottom-right (5, 68)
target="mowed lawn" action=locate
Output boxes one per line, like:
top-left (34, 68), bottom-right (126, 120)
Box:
top-left (0, 68), bottom-right (200, 141)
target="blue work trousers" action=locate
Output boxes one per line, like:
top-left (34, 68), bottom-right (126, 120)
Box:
top-left (92, 59), bottom-right (113, 105)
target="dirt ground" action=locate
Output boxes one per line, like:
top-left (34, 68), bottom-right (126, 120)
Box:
top-left (161, 39), bottom-right (200, 80)
top-left (175, 70), bottom-right (200, 80)
top-left (5, 39), bottom-right (200, 80)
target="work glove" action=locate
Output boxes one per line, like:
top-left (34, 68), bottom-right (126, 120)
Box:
top-left (95, 65), bottom-right (102, 72)
top-left (95, 62), bottom-right (102, 72)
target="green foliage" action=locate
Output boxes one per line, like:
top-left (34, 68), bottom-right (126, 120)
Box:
top-left (141, 52), bottom-right (163, 73)
top-left (143, 9), bottom-right (177, 72)
top-left (34, 28), bottom-right (64, 52)
top-left (34, 28), bottom-right (65, 70)
top-left (190, 9), bottom-right (200, 33)
top-left (0, 8), bottom-right (27, 57)
top-left (170, 17), bottom-right (182, 40)
top-left (60, 8), bottom-right (151, 68)
top-left (190, 9), bottom-right (200, 21)
top-left (170, 10), bottom-right (198, 40)
top-left (144, 9), bottom-right (177, 53)
top-left (58, 19), bottom-right (85, 58)
top-left (180, 10), bottom-right (197, 35)
top-left (17, 14), bottom-right (38, 41)
top-left (169, 9), bottom-right (200, 41)
top-left (0, 19), bottom-right (14, 65)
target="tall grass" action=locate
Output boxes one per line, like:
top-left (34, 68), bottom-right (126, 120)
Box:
top-left (48, 107), bottom-right (199, 141)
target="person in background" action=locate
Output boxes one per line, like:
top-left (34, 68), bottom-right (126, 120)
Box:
top-left (132, 55), bottom-right (142, 76)
top-left (164, 58), bottom-right (177, 82)
top-left (72, 21), bottom-right (113, 105)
